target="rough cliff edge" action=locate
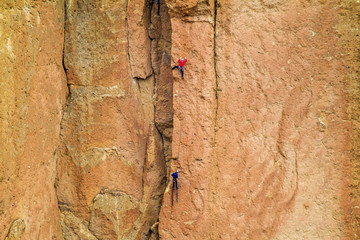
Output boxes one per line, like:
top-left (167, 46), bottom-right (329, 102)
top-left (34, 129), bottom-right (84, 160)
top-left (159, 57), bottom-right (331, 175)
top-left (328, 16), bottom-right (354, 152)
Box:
top-left (0, 0), bottom-right (359, 239)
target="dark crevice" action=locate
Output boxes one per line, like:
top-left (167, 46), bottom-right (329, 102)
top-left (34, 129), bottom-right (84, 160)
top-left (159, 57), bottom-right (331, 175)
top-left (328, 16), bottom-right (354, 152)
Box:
top-left (56, 1), bottom-right (74, 238)
top-left (214, 0), bottom-right (219, 136)
top-left (150, 0), bottom-right (161, 16)
top-left (156, 0), bottom-right (160, 15)
top-left (59, 0), bottom-right (71, 139)
top-left (140, 143), bottom-right (147, 208)
top-left (209, 1), bottom-right (219, 237)
top-left (154, 123), bottom-right (167, 170)
top-left (146, 0), bottom-right (173, 238)
top-left (61, 0), bottom-right (71, 114)
top-left (134, 76), bottom-right (151, 81)
top-left (65, 83), bottom-right (86, 87)
top-left (181, 19), bottom-right (213, 24)
top-left (57, 0), bottom-right (71, 187)
top-left (149, 0), bottom-right (173, 166)
top-left (125, 0), bottom-right (133, 79)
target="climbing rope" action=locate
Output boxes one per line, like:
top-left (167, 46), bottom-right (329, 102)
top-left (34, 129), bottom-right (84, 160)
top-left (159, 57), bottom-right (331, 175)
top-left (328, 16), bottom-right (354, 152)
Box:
top-left (172, 101), bottom-right (182, 206)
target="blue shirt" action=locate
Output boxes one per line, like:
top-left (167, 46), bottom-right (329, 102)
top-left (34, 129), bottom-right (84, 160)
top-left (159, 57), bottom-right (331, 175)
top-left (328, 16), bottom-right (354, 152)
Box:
top-left (172, 172), bottom-right (178, 179)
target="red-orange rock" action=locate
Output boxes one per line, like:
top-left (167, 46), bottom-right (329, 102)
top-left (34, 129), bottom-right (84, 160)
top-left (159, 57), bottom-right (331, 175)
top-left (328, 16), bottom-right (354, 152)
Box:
top-left (56, 0), bottom-right (169, 239)
top-left (1, 0), bottom-right (359, 239)
top-left (159, 0), bottom-right (360, 239)
top-left (0, 1), bottom-right (67, 239)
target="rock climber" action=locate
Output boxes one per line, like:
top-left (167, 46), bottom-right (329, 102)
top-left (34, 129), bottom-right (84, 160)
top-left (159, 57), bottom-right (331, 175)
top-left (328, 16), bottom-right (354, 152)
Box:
top-left (171, 170), bottom-right (179, 190)
top-left (171, 57), bottom-right (187, 79)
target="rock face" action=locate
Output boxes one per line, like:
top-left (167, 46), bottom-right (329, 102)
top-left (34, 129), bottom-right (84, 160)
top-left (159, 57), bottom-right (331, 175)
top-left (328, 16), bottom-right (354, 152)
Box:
top-left (55, 0), bottom-right (172, 239)
top-left (159, 0), bottom-right (360, 239)
top-left (0, 0), bottom-right (359, 239)
top-left (0, 1), bottom-right (67, 239)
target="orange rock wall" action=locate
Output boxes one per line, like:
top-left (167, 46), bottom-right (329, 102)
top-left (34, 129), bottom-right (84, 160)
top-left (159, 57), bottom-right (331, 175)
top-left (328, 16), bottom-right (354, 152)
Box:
top-left (159, 0), bottom-right (360, 239)
top-left (0, 0), bottom-right (359, 239)
top-left (0, 1), bottom-right (67, 239)
top-left (55, 0), bottom-right (171, 239)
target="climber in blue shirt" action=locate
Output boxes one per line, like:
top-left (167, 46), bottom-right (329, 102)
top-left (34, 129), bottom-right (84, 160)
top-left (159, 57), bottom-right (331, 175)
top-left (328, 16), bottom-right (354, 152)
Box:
top-left (171, 170), bottom-right (179, 190)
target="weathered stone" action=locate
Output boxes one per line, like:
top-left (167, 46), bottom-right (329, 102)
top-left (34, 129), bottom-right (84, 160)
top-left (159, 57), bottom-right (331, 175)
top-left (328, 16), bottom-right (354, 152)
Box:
top-left (60, 211), bottom-right (98, 240)
top-left (56, 0), bottom-right (170, 238)
top-left (5, 219), bottom-right (25, 240)
top-left (0, 1), bottom-right (66, 239)
top-left (89, 189), bottom-right (140, 239)
top-left (1, 0), bottom-right (360, 239)
top-left (159, 0), bottom-right (217, 237)
top-left (128, 0), bottom-right (153, 79)
top-left (159, 0), bottom-right (360, 239)
top-left (151, 0), bottom-right (174, 177)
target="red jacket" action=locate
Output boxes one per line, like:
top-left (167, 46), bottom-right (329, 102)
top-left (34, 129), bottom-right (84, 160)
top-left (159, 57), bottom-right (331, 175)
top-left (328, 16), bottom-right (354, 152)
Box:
top-left (178, 59), bottom-right (187, 67)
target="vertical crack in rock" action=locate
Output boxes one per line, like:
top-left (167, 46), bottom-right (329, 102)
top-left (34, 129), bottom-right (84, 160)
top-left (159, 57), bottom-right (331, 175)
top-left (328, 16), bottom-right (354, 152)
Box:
top-left (214, 0), bottom-right (218, 130)
top-left (144, 0), bottom-right (173, 238)
top-left (159, 1), bottom-right (218, 238)
top-left (210, 0), bottom-right (220, 236)
top-left (60, 0), bottom-right (71, 122)
top-left (149, 0), bottom-right (173, 169)
top-left (205, 1), bottom-right (303, 238)
top-left (125, 0), bottom-right (133, 79)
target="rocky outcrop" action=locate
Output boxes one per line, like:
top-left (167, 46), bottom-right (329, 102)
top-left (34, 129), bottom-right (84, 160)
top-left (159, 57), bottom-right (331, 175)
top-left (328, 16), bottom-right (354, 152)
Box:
top-left (0, 0), bottom-right (359, 239)
top-left (55, 0), bottom-right (172, 239)
top-left (0, 1), bottom-right (67, 239)
top-left (159, 0), bottom-right (360, 239)
top-left (159, 0), bottom-right (218, 239)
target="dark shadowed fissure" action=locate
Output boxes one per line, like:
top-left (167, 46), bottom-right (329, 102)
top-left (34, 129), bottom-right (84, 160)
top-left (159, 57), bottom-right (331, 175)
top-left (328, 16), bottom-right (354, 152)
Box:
top-left (146, 0), bottom-right (173, 238)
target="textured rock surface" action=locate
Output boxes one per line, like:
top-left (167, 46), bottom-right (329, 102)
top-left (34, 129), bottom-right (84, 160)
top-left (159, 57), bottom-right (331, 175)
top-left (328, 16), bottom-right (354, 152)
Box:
top-left (159, 0), bottom-right (217, 239)
top-left (159, 0), bottom-right (360, 239)
top-left (55, 0), bottom-right (171, 239)
top-left (213, 1), bottom-right (355, 239)
top-left (4, 219), bottom-right (25, 240)
top-left (0, 0), bottom-right (359, 239)
top-left (0, 1), bottom-right (66, 239)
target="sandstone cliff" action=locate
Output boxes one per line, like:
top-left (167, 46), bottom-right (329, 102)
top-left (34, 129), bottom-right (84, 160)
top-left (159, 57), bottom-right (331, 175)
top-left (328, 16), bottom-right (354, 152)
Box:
top-left (0, 0), bottom-right (359, 239)
top-left (0, 1), bottom-right (66, 239)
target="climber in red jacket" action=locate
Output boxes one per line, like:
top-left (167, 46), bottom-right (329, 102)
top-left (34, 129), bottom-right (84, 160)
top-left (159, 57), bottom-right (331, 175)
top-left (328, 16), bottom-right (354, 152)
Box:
top-left (172, 57), bottom-right (187, 78)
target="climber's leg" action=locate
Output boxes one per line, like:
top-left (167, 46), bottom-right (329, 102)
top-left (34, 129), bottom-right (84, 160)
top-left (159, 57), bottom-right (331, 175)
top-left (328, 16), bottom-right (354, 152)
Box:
top-left (179, 67), bottom-right (184, 78)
